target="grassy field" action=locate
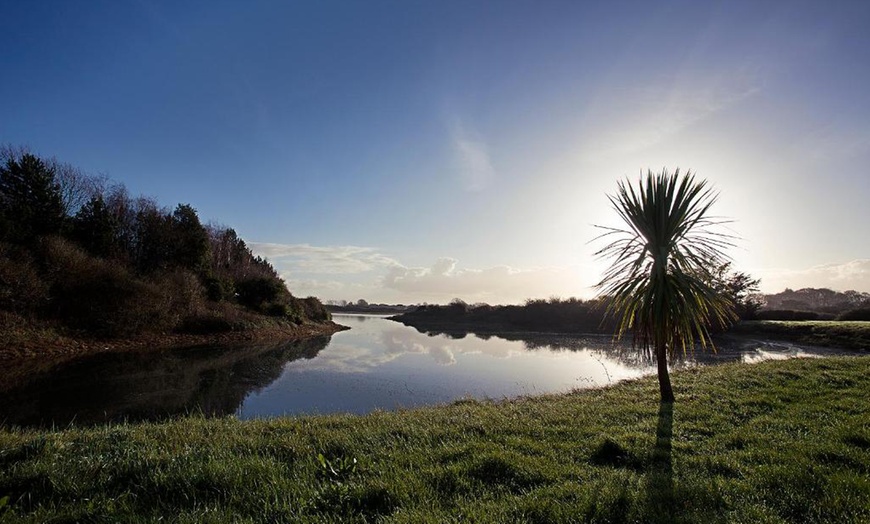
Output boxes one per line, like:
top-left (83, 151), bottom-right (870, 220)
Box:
top-left (1, 357), bottom-right (868, 523)
top-left (732, 320), bottom-right (870, 350)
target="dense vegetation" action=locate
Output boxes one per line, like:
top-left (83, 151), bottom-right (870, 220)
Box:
top-left (753, 287), bottom-right (870, 321)
top-left (0, 147), bottom-right (330, 346)
top-left (394, 297), bottom-right (617, 334)
top-left (393, 266), bottom-right (761, 337)
top-left (0, 357), bottom-right (867, 522)
top-left (762, 287), bottom-right (870, 317)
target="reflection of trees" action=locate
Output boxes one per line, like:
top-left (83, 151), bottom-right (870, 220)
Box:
top-left (0, 336), bottom-right (331, 427)
top-left (401, 325), bottom-right (780, 369)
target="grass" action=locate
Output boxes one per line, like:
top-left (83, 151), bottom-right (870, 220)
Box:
top-left (1, 357), bottom-right (869, 523)
top-left (732, 320), bottom-right (870, 350)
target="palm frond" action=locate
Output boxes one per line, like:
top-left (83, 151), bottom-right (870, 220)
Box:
top-left (594, 169), bottom-right (737, 359)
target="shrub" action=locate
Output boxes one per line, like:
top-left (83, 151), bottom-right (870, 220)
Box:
top-left (265, 302), bottom-right (291, 318)
top-left (756, 309), bottom-right (820, 321)
top-left (300, 296), bottom-right (331, 322)
top-left (151, 269), bottom-right (206, 323)
top-left (0, 243), bottom-right (49, 313)
top-left (178, 312), bottom-right (235, 334)
top-left (837, 308), bottom-right (870, 321)
top-left (236, 277), bottom-right (286, 310)
top-left (40, 237), bottom-right (175, 337)
top-left (204, 274), bottom-right (235, 302)
top-left (178, 301), bottom-right (262, 334)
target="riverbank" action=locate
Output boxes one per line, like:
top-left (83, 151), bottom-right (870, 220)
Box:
top-left (0, 312), bottom-right (347, 391)
top-left (392, 311), bottom-right (870, 352)
top-left (0, 311), bottom-right (347, 362)
top-left (1, 356), bottom-right (867, 522)
top-left (730, 320), bottom-right (870, 350)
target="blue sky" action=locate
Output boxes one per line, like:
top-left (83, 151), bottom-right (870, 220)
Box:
top-left (2, 0), bottom-right (869, 303)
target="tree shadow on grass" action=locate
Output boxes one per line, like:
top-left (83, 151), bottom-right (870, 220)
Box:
top-left (645, 401), bottom-right (675, 523)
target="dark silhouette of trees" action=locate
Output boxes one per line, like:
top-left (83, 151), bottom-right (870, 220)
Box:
top-left (0, 153), bottom-right (66, 243)
top-left (393, 297), bottom-right (614, 334)
top-left (707, 262), bottom-right (763, 320)
top-left (169, 204), bottom-right (210, 272)
top-left (71, 195), bottom-right (122, 258)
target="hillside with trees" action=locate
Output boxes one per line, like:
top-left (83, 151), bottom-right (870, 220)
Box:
top-left (0, 146), bottom-right (335, 360)
top-left (757, 287), bottom-right (870, 320)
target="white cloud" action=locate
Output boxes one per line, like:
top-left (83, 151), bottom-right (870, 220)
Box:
top-left (249, 241), bottom-right (593, 304)
top-left (382, 258), bottom-right (589, 304)
top-left (756, 259), bottom-right (870, 293)
top-left (451, 121), bottom-right (495, 191)
top-left (249, 243), bottom-right (399, 274)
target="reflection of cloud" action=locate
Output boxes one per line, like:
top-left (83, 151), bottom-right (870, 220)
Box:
top-left (249, 243), bottom-right (399, 274)
top-left (291, 325), bottom-right (528, 374)
top-left (429, 346), bottom-right (456, 365)
top-left (758, 259), bottom-right (870, 293)
top-left (452, 121), bottom-right (495, 192)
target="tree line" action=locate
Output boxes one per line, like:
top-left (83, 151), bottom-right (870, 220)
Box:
top-left (0, 146), bottom-right (329, 339)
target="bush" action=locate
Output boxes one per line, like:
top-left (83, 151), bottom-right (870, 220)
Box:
top-left (756, 309), bottom-right (820, 321)
top-left (236, 277), bottom-right (286, 310)
top-left (40, 237), bottom-right (175, 337)
top-left (151, 269), bottom-right (206, 324)
top-left (204, 275), bottom-right (235, 302)
top-left (265, 302), bottom-right (291, 318)
top-left (178, 312), bottom-right (235, 334)
top-left (178, 301), bottom-right (262, 334)
top-left (300, 296), bottom-right (331, 322)
top-left (0, 243), bottom-right (49, 313)
top-left (837, 308), bottom-right (870, 321)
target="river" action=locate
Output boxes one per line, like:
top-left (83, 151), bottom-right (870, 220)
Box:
top-left (0, 314), bottom-right (853, 427)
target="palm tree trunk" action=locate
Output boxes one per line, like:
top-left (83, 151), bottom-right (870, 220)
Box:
top-left (656, 344), bottom-right (675, 402)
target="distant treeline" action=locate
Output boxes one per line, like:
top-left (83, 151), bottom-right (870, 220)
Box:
top-left (0, 146), bottom-right (330, 339)
top-left (758, 288), bottom-right (870, 320)
top-left (326, 300), bottom-right (415, 315)
top-left (392, 297), bottom-right (618, 334)
top-left (391, 269), bottom-right (870, 333)
top-left (392, 264), bottom-right (769, 334)
top-left (393, 275), bottom-right (870, 336)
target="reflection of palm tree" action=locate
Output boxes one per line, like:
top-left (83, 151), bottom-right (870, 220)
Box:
top-left (594, 170), bottom-right (735, 402)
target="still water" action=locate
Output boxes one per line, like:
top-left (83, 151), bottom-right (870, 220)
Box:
top-left (0, 314), bottom-right (853, 427)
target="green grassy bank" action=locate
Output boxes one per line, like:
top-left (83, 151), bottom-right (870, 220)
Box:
top-left (1, 357), bottom-right (869, 523)
top-left (731, 320), bottom-right (870, 350)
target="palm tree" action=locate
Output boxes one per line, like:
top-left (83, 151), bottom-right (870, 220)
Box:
top-left (594, 169), bottom-right (736, 402)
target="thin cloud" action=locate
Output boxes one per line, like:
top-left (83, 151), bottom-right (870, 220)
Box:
top-left (451, 121), bottom-right (495, 191)
top-left (757, 259), bottom-right (870, 293)
top-left (582, 71), bottom-right (761, 158)
top-left (250, 243), bottom-right (592, 304)
top-left (249, 243), bottom-right (399, 274)
top-left (799, 124), bottom-right (870, 162)
top-left (382, 258), bottom-right (588, 304)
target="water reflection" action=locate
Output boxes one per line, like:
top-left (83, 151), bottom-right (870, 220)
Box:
top-left (403, 324), bottom-right (858, 368)
top-left (0, 315), bottom-right (860, 427)
top-left (0, 337), bottom-right (330, 427)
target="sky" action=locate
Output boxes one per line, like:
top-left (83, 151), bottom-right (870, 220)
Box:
top-left (2, 0), bottom-right (869, 304)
